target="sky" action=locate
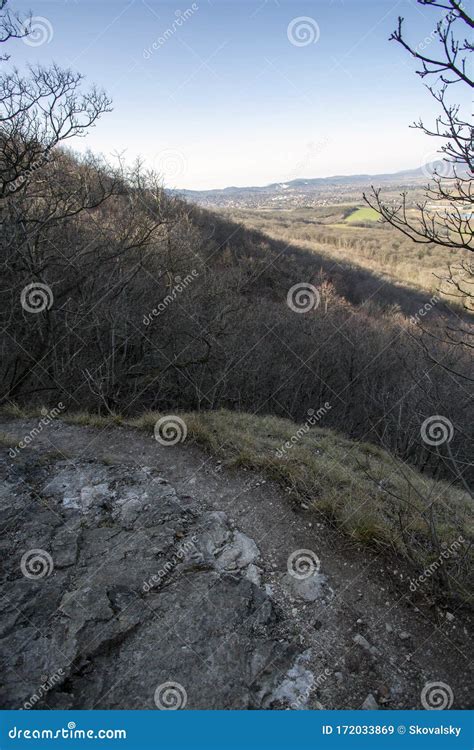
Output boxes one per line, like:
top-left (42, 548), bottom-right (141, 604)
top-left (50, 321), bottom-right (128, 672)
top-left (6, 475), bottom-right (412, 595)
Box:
top-left (5, 0), bottom-right (469, 189)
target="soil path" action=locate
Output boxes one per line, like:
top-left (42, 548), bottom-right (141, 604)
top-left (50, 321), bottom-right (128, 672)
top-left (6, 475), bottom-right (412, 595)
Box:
top-left (1, 417), bottom-right (471, 710)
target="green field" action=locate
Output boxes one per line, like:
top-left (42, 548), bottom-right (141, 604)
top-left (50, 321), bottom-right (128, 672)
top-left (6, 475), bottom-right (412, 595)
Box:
top-left (345, 206), bottom-right (380, 223)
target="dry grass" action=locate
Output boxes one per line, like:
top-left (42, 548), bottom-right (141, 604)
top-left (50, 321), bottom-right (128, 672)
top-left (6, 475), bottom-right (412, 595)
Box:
top-left (64, 411), bottom-right (124, 428)
top-left (0, 432), bottom-right (20, 449)
top-left (0, 404), bottom-right (124, 428)
top-left (131, 410), bottom-right (472, 580)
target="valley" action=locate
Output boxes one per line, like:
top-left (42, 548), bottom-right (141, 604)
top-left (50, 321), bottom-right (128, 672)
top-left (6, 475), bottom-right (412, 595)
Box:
top-left (224, 201), bottom-right (466, 301)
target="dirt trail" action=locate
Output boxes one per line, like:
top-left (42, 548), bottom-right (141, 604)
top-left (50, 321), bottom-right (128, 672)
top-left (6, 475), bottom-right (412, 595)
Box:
top-left (0, 417), bottom-right (471, 710)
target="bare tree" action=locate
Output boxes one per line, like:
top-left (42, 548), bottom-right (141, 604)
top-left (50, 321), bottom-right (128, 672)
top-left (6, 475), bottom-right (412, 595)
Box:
top-left (0, 0), bottom-right (30, 60)
top-left (365, 0), bottom-right (473, 256)
top-left (0, 64), bottom-right (112, 197)
top-left (364, 1), bottom-right (473, 491)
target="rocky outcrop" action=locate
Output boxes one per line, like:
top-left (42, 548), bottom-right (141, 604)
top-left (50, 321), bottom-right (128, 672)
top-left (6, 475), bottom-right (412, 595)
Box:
top-left (0, 453), bottom-right (302, 709)
top-left (2, 418), bottom-right (471, 711)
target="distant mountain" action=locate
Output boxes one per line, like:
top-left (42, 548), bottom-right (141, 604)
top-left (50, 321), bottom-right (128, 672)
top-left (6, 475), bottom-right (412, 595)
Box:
top-left (172, 165), bottom-right (437, 208)
top-left (181, 166), bottom-right (426, 196)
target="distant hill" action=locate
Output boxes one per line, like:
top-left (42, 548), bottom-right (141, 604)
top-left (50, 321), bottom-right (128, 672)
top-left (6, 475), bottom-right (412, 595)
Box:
top-left (180, 166), bottom-right (428, 196)
top-left (173, 166), bottom-right (435, 208)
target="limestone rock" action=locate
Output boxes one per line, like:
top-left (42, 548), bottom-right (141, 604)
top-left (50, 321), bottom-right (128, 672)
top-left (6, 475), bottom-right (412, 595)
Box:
top-left (0, 454), bottom-right (299, 710)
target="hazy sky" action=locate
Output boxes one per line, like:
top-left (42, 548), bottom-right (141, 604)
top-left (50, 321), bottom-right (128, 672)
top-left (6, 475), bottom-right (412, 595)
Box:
top-left (6, 0), bottom-right (467, 189)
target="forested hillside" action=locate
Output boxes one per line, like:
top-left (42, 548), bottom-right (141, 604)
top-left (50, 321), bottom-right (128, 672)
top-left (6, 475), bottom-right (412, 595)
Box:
top-left (2, 146), bottom-right (472, 488)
